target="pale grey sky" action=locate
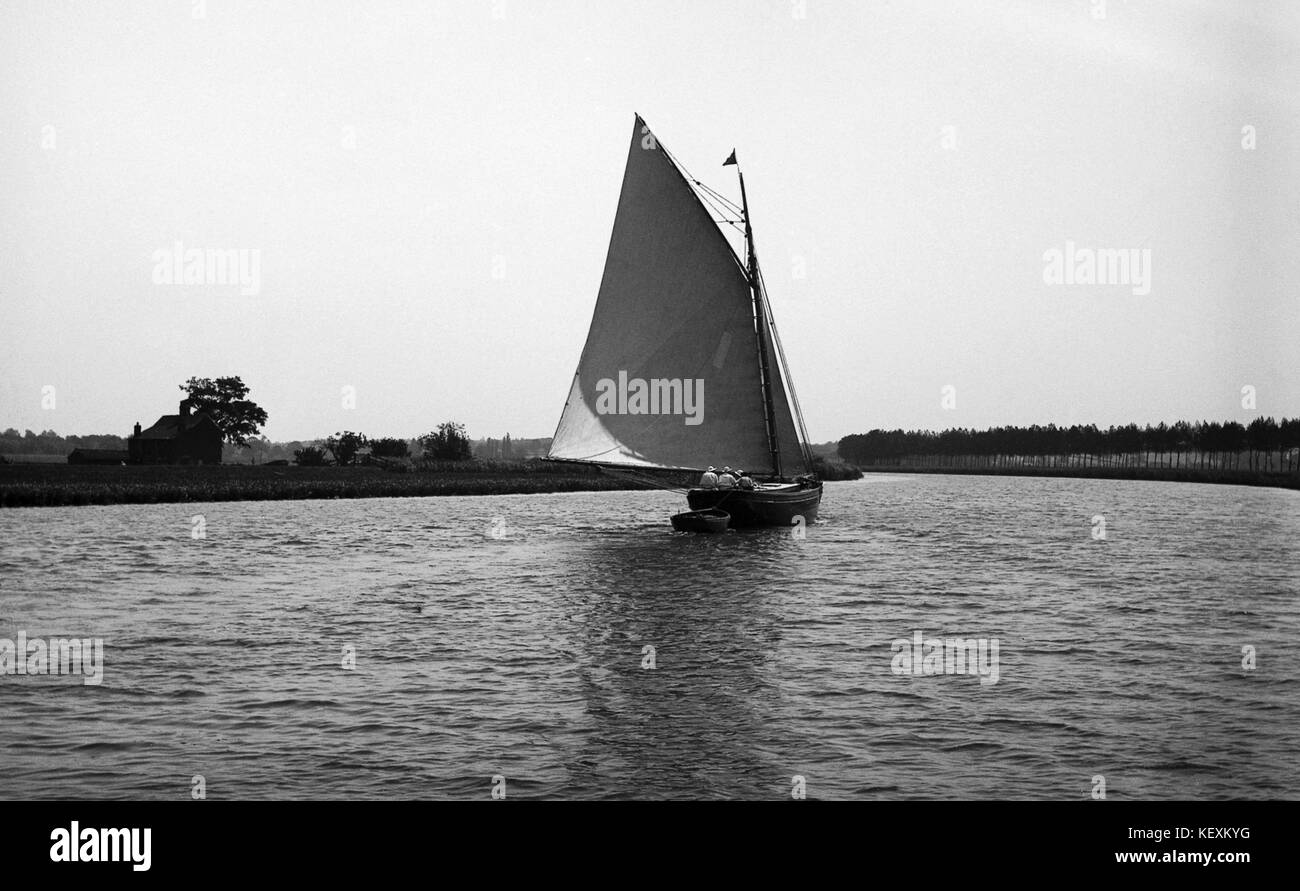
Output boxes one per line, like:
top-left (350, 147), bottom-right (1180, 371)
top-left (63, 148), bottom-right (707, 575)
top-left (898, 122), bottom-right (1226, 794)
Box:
top-left (2, 0), bottom-right (1296, 443)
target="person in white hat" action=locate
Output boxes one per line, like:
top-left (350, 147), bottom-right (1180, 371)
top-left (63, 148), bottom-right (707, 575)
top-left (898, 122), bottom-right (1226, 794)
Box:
top-left (699, 465), bottom-right (719, 489)
top-left (717, 466), bottom-right (736, 489)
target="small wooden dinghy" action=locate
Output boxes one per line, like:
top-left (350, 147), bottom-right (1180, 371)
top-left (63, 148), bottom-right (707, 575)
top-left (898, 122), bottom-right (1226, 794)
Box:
top-left (670, 508), bottom-right (730, 533)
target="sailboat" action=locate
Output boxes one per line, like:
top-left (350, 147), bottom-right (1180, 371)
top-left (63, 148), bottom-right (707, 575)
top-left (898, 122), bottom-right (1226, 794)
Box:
top-left (546, 114), bottom-right (822, 529)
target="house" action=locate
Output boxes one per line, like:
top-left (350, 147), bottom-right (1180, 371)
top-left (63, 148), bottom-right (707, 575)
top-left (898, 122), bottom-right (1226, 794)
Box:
top-left (67, 448), bottom-right (129, 465)
top-left (128, 400), bottom-right (224, 465)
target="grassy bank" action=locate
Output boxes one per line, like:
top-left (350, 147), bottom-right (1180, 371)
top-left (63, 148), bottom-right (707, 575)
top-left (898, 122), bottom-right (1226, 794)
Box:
top-left (861, 463), bottom-right (1300, 490)
top-left (0, 461), bottom-right (644, 508)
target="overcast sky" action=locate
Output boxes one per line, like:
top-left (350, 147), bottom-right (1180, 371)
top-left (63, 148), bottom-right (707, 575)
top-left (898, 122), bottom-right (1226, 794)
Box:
top-left (2, 0), bottom-right (1296, 444)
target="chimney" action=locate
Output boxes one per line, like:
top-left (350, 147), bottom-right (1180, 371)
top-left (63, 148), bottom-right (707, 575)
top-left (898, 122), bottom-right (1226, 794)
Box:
top-left (180, 399), bottom-right (192, 419)
top-left (133, 422), bottom-right (141, 437)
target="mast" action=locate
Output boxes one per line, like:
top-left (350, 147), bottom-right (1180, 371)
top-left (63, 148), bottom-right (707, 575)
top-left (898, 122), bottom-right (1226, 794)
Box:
top-left (548, 116), bottom-right (813, 477)
top-left (737, 169), bottom-right (782, 479)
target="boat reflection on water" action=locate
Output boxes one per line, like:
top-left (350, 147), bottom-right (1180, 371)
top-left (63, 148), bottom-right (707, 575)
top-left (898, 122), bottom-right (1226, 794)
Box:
top-left (551, 532), bottom-right (813, 799)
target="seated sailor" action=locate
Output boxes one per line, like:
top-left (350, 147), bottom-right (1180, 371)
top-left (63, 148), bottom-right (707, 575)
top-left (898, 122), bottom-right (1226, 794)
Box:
top-left (737, 470), bottom-right (755, 490)
top-left (716, 466), bottom-right (736, 489)
top-left (699, 466), bottom-right (719, 488)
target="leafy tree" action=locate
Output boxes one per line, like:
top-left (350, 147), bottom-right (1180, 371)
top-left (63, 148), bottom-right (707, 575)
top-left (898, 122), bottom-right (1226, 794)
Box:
top-left (180, 376), bottom-right (268, 447)
top-left (1246, 416), bottom-right (1280, 471)
top-left (420, 422), bottom-right (472, 461)
top-left (370, 437), bottom-right (411, 459)
top-left (1283, 418), bottom-right (1300, 472)
top-left (293, 446), bottom-right (328, 466)
top-left (324, 431), bottom-right (368, 466)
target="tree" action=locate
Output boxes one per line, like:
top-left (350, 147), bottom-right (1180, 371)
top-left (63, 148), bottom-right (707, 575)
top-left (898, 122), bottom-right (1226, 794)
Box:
top-left (370, 437), bottom-right (410, 459)
top-left (246, 434), bottom-right (272, 466)
top-left (180, 376), bottom-right (268, 447)
top-left (293, 446), bottom-right (328, 466)
top-left (324, 431), bottom-right (367, 466)
top-left (1246, 416), bottom-right (1280, 471)
top-left (836, 417), bottom-right (1300, 474)
top-left (1221, 421), bottom-right (1246, 469)
top-left (1171, 420), bottom-right (1193, 468)
top-left (1283, 417), bottom-right (1300, 472)
top-left (421, 422), bottom-right (472, 461)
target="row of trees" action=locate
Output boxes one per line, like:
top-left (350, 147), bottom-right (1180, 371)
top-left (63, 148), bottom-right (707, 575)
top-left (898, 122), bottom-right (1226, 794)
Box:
top-left (478, 433), bottom-right (515, 460)
top-left (293, 422), bottom-right (473, 466)
top-left (473, 435), bottom-right (553, 460)
top-left (0, 429), bottom-right (126, 456)
top-left (838, 418), bottom-right (1300, 473)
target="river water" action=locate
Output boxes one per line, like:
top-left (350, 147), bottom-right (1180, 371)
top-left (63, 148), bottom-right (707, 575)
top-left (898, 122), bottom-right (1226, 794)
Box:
top-left (1, 475), bottom-right (1297, 800)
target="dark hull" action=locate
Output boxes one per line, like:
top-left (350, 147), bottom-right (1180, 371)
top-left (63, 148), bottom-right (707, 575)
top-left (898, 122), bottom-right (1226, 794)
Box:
top-left (686, 482), bottom-right (822, 528)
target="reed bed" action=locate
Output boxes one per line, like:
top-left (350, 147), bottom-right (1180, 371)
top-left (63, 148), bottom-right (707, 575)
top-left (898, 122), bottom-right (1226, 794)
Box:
top-left (861, 463), bottom-right (1300, 489)
top-left (0, 462), bottom-right (639, 508)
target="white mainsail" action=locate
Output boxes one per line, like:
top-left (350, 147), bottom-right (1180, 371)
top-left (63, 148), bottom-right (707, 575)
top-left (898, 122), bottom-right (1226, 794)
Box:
top-left (548, 115), bottom-right (810, 476)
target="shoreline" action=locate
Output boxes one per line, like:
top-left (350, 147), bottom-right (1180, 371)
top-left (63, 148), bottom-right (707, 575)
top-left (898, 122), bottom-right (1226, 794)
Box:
top-left (4, 460), bottom-right (1296, 508)
top-left (0, 463), bottom-right (644, 508)
top-left (859, 464), bottom-right (1300, 490)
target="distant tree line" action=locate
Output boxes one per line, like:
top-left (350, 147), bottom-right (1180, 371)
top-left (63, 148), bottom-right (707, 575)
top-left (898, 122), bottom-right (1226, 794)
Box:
top-left (474, 435), bottom-right (553, 460)
top-left (838, 418), bottom-right (1300, 473)
top-left (0, 429), bottom-right (126, 456)
top-left (293, 421), bottom-right (473, 466)
top-left (1, 425), bottom-right (545, 467)
top-left (480, 432), bottom-right (514, 460)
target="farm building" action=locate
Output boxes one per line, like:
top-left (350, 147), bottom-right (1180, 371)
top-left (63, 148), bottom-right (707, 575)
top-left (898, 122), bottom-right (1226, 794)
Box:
top-left (128, 400), bottom-right (223, 465)
top-left (67, 448), bottom-right (129, 465)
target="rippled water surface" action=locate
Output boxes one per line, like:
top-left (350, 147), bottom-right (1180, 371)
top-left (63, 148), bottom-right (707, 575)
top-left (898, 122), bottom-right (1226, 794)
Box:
top-left (1, 475), bottom-right (1297, 799)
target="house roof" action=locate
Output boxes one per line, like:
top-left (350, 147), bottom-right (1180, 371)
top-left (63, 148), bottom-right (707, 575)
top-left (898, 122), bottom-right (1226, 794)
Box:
top-left (68, 449), bottom-right (129, 459)
top-left (134, 412), bottom-right (220, 440)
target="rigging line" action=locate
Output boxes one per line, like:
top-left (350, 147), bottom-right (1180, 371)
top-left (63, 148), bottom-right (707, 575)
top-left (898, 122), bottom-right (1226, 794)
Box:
top-left (758, 266), bottom-right (810, 458)
top-left (657, 135), bottom-right (809, 474)
top-left (599, 466), bottom-right (691, 495)
top-left (693, 179), bottom-right (743, 215)
top-left (756, 261), bottom-right (816, 471)
top-left (690, 179), bottom-right (739, 219)
top-left (692, 190), bottom-right (746, 237)
top-left (655, 139), bottom-right (748, 280)
top-left (763, 290), bottom-right (814, 472)
top-left (693, 173), bottom-right (740, 202)
top-left (694, 188), bottom-right (731, 221)
top-left (660, 142), bottom-right (744, 216)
